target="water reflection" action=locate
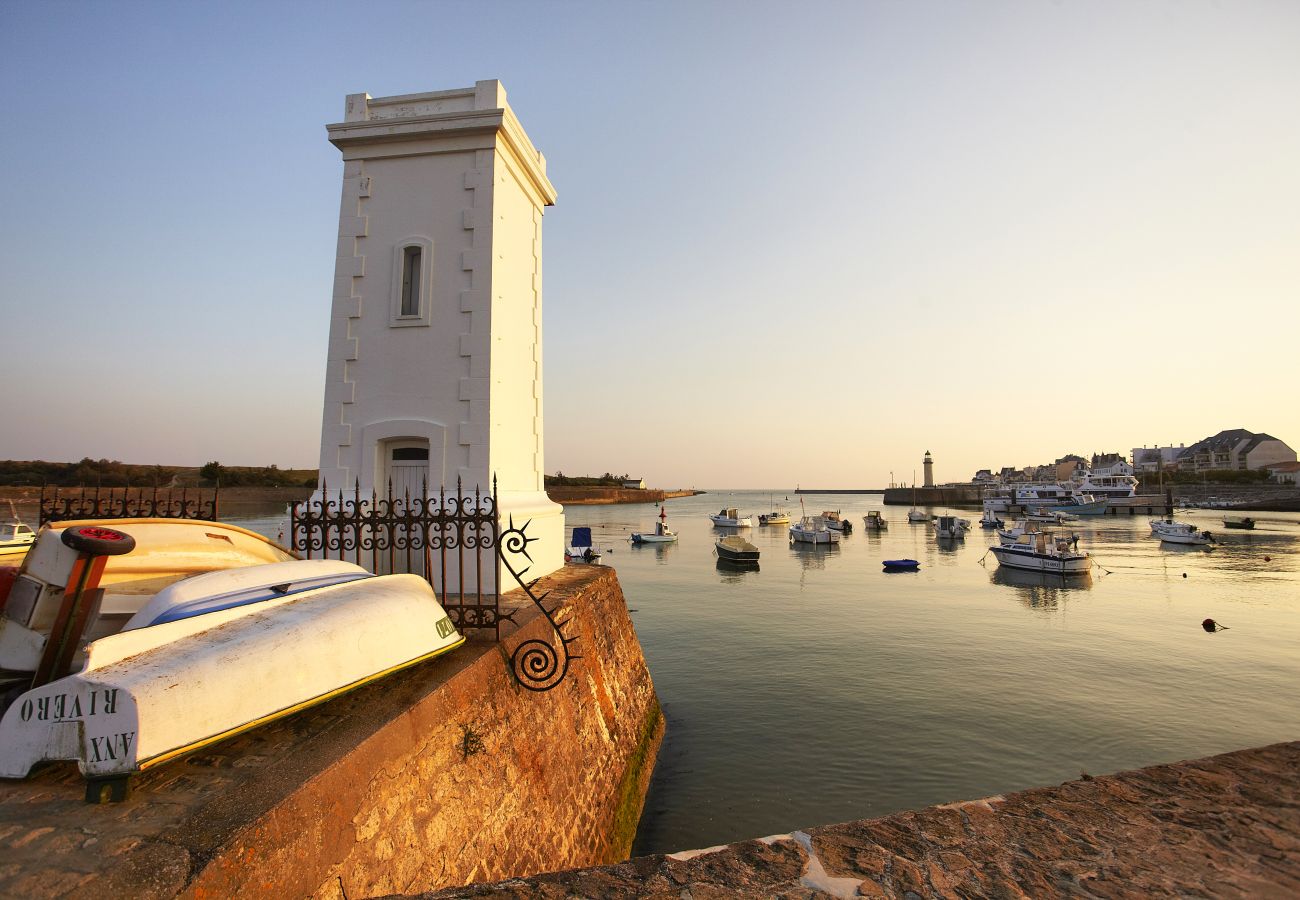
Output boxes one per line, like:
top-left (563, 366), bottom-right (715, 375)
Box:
top-left (716, 558), bottom-right (760, 580)
top-left (990, 565), bottom-right (1092, 609)
top-left (788, 542), bottom-right (840, 570)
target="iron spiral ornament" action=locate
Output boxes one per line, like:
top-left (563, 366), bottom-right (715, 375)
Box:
top-left (497, 500), bottom-right (579, 692)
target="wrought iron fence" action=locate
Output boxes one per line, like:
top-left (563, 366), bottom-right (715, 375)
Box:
top-left (39, 484), bottom-right (219, 525)
top-left (290, 476), bottom-right (506, 634)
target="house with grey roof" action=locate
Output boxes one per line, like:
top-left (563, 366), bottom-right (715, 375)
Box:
top-left (1175, 429), bottom-right (1296, 472)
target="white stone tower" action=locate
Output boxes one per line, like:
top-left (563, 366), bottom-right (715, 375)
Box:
top-left (316, 80), bottom-right (564, 583)
top-left (923, 450), bottom-right (934, 488)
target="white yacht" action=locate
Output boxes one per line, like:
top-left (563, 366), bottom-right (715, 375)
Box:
top-left (1072, 472), bottom-right (1139, 498)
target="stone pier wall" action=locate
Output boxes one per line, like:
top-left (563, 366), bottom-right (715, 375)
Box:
top-left (408, 740), bottom-right (1300, 898)
top-left (0, 565), bottom-right (662, 899)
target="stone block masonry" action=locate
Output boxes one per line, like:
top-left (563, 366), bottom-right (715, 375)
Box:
top-left (405, 740), bottom-right (1300, 898)
top-left (0, 565), bottom-right (662, 899)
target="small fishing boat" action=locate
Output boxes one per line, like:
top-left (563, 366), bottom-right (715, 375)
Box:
top-left (998, 523), bottom-right (1080, 548)
top-left (819, 511), bottom-right (852, 533)
top-left (1149, 519), bottom-right (1214, 546)
top-left (709, 507), bottom-right (753, 528)
top-left (0, 521), bottom-right (464, 798)
top-left (882, 558), bottom-right (920, 572)
top-left (565, 526), bottom-right (603, 562)
top-left (990, 532), bottom-right (1091, 574)
top-left (907, 509), bottom-right (931, 524)
top-left (1222, 516), bottom-right (1255, 530)
top-left (979, 508), bottom-right (1003, 529)
top-left (715, 535), bottom-right (760, 562)
top-left (862, 511), bottom-right (888, 531)
top-left (631, 507), bottom-right (678, 544)
top-left (789, 516), bottom-right (840, 545)
top-left (1025, 508), bottom-right (1076, 524)
top-left (933, 514), bottom-right (968, 540)
top-left (759, 496), bottom-right (790, 526)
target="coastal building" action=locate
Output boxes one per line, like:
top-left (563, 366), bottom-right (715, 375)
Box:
top-left (1090, 453), bottom-right (1135, 478)
top-left (923, 451), bottom-right (934, 488)
top-left (622, 478), bottom-right (646, 490)
top-left (1132, 444), bottom-right (1185, 473)
top-left (1174, 429), bottom-right (1296, 472)
top-left (1267, 461), bottom-right (1300, 484)
top-left (314, 81), bottom-right (564, 583)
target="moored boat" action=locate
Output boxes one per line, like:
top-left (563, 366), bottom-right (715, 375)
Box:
top-left (1025, 508), bottom-right (1076, 524)
top-left (565, 526), bottom-right (603, 562)
top-left (1222, 516), bottom-right (1255, 530)
top-left (990, 532), bottom-right (1091, 574)
top-left (882, 558), bottom-right (920, 572)
top-left (1149, 519), bottom-right (1214, 546)
top-left (818, 511), bottom-right (852, 533)
top-left (759, 496), bottom-right (790, 526)
top-left (862, 511), bottom-right (888, 531)
top-left (709, 507), bottom-right (753, 528)
top-left (789, 516), bottom-right (840, 545)
top-left (0, 520), bottom-right (36, 562)
top-left (715, 535), bottom-right (760, 562)
top-left (979, 508), bottom-right (1003, 529)
top-left (933, 514), bottom-right (968, 540)
top-left (907, 509), bottom-right (931, 524)
top-left (631, 507), bottom-right (678, 544)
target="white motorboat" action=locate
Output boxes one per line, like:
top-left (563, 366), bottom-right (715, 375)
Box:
top-left (565, 526), bottom-right (603, 562)
top-left (0, 519), bottom-right (36, 562)
top-left (1149, 519), bottom-right (1215, 546)
top-left (862, 511), bottom-right (888, 531)
top-left (709, 507), bottom-right (752, 528)
top-left (990, 532), bottom-right (1091, 574)
top-left (0, 521), bottom-right (464, 798)
top-left (907, 509), bottom-right (931, 524)
top-left (789, 516), bottom-right (840, 545)
top-left (1025, 508), bottom-right (1076, 524)
top-left (933, 514), bottom-right (968, 540)
top-left (997, 522), bottom-right (1081, 548)
top-left (818, 510), bottom-right (851, 533)
top-left (631, 508), bottom-right (677, 544)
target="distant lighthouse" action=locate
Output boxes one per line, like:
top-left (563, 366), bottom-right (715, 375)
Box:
top-left (923, 450), bottom-right (934, 488)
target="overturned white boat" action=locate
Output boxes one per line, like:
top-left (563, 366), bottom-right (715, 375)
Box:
top-left (0, 520), bottom-right (463, 800)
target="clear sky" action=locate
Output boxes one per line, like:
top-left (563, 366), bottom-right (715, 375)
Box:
top-left (2, 1), bottom-right (1297, 488)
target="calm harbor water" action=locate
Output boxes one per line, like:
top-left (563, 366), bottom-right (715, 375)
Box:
top-left (226, 492), bottom-right (1300, 857)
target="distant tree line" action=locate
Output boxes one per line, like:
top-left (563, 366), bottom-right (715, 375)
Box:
top-left (0, 458), bottom-right (318, 488)
top-left (544, 471), bottom-right (631, 487)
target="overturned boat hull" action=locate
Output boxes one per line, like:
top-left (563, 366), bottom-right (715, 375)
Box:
top-left (0, 572), bottom-right (462, 794)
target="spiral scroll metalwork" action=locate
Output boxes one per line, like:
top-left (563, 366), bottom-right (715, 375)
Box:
top-left (497, 496), bottom-right (579, 692)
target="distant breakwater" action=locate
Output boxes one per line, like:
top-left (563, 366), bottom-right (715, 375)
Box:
top-left (547, 488), bottom-right (702, 505)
